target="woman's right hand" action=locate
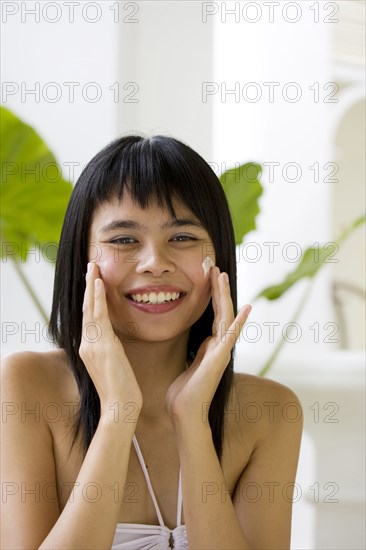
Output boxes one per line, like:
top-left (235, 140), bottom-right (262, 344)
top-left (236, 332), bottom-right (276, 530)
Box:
top-left (79, 262), bottom-right (143, 420)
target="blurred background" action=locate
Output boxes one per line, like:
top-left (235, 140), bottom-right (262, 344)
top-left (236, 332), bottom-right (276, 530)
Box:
top-left (1, 1), bottom-right (365, 548)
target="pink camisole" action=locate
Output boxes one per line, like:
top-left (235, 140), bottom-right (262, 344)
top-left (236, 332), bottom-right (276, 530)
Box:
top-left (111, 435), bottom-right (187, 549)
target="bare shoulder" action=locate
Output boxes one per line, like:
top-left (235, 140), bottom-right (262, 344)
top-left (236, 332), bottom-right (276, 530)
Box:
top-left (229, 378), bottom-right (303, 548)
top-left (232, 371), bottom-right (302, 405)
top-left (1, 350), bottom-right (77, 547)
top-left (1, 348), bottom-right (77, 403)
top-left (231, 371), bottom-right (303, 437)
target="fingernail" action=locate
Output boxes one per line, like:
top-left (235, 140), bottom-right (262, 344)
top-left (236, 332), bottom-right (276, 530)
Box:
top-left (87, 262), bottom-right (92, 273)
top-left (224, 273), bottom-right (229, 284)
top-left (95, 279), bottom-right (101, 290)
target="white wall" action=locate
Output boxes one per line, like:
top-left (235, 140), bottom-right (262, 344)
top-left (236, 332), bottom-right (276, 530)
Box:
top-left (117, 0), bottom-right (214, 157)
top-left (211, 2), bottom-right (337, 362)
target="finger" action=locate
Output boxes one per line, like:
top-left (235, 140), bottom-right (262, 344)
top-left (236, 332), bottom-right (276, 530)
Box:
top-left (198, 302), bottom-right (252, 380)
top-left (93, 277), bottom-right (111, 329)
top-left (91, 265), bottom-right (115, 336)
top-left (210, 267), bottom-right (221, 335)
top-left (201, 305), bottom-right (252, 378)
top-left (82, 262), bottom-right (96, 323)
top-left (212, 271), bottom-right (235, 344)
top-left (221, 304), bottom-right (252, 348)
top-left (218, 272), bottom-right (235, 328)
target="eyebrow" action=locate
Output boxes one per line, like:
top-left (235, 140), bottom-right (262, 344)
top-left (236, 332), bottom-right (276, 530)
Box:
top-left (100, 218), bottom-right (205, 233)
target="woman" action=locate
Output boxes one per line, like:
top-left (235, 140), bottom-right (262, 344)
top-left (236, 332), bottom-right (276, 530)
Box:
top-left (1, 135), bottom-right (302, 549)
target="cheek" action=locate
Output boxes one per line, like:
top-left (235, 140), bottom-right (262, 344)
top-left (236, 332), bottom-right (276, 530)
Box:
top-left (190, 265), bottom-right (212, 297)
top-left (95, 253), bottom-right (124, 288)
top-left (187, 249), bottom-right (215, 286)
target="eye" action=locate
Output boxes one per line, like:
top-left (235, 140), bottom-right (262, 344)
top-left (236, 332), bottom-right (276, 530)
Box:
top-left (171, 235), bottom-right (198, 242)
top-left (109, 237), bottom-right (137, 245)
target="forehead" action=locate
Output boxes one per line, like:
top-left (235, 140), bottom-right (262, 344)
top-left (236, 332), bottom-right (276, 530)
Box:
top-left (90, 192), bottom-right (199, 230)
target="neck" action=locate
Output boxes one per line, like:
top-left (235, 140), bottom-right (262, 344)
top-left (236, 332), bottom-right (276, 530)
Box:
top-left (122, 333), bottom-right (189, 421)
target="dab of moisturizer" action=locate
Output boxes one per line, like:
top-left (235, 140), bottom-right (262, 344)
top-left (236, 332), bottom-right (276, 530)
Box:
top-left (202, 256), bottom-right (215, 277)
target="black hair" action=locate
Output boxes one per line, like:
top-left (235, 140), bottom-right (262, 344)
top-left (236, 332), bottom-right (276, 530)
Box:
top-left (49, 135), bottom-right (237, 462)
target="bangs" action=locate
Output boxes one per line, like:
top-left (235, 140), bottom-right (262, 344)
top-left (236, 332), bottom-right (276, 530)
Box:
top-left (86, 136), bottom-right (216, 232)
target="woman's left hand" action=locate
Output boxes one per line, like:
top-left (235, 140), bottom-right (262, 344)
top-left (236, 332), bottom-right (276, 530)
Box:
top-left (166, 266), bottom-right (252, 426)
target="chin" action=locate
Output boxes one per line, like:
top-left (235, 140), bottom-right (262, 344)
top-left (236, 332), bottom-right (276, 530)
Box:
top-left (112, 323), bottom-right (183, 345)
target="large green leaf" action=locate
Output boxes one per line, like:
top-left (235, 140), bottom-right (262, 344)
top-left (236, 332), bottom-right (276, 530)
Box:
top-left (0, 107), bottom-right (73, 262)
top-left (220, 162), bottom-right (263, 244)
top-left (257, 214), bottom-right (366, 300)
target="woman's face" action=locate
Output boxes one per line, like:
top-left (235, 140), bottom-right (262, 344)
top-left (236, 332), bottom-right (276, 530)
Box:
top-left (88, 192), bottom-right (216, 344)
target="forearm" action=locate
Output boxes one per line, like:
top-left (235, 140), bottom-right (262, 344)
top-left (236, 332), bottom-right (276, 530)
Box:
top-left (39, 413), bottom-right (136, 550)
top-left (175, 420), bottom-right (250, 550)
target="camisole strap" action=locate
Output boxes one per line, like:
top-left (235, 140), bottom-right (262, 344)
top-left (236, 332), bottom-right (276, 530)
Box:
top-left (132, 434), bottom-right (183, 529)
top-left (177, 467), bottom-right (183, 527)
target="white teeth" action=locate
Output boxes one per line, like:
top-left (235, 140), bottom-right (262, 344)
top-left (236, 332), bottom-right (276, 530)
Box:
top-left (130, 291), bottom-right (181, 304)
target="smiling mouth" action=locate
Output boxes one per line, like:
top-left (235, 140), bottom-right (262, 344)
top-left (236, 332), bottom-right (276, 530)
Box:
top-left (127, 291), bottom-right (185, 304)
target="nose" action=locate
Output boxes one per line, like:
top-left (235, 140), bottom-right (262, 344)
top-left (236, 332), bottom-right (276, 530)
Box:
top-left (134, 243), bottom-right (176, 276)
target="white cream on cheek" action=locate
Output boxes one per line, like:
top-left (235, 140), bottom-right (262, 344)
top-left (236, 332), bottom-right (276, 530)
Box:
top-left (202, 256), bottom-right (215, 277)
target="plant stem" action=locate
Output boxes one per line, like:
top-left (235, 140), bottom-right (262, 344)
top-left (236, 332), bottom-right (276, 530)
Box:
top-left (11, 257), bottom-right (49, 324)
top-left (258, 278), bottom-right (315, 377)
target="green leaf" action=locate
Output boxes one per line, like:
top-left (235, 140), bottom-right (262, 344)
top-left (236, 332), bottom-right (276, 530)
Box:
top-left (0, 106), bottom-right (73, 262)
top-left (336, 214), bottom-right (366, 245)
top-left (256, 214), bottom-right (366, 301)
top-left (220, 162), bottom-right (263, 244)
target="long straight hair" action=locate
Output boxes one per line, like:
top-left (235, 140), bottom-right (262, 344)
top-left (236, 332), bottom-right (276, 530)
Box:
top-left (49, 135), bottom-right (237, 462)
